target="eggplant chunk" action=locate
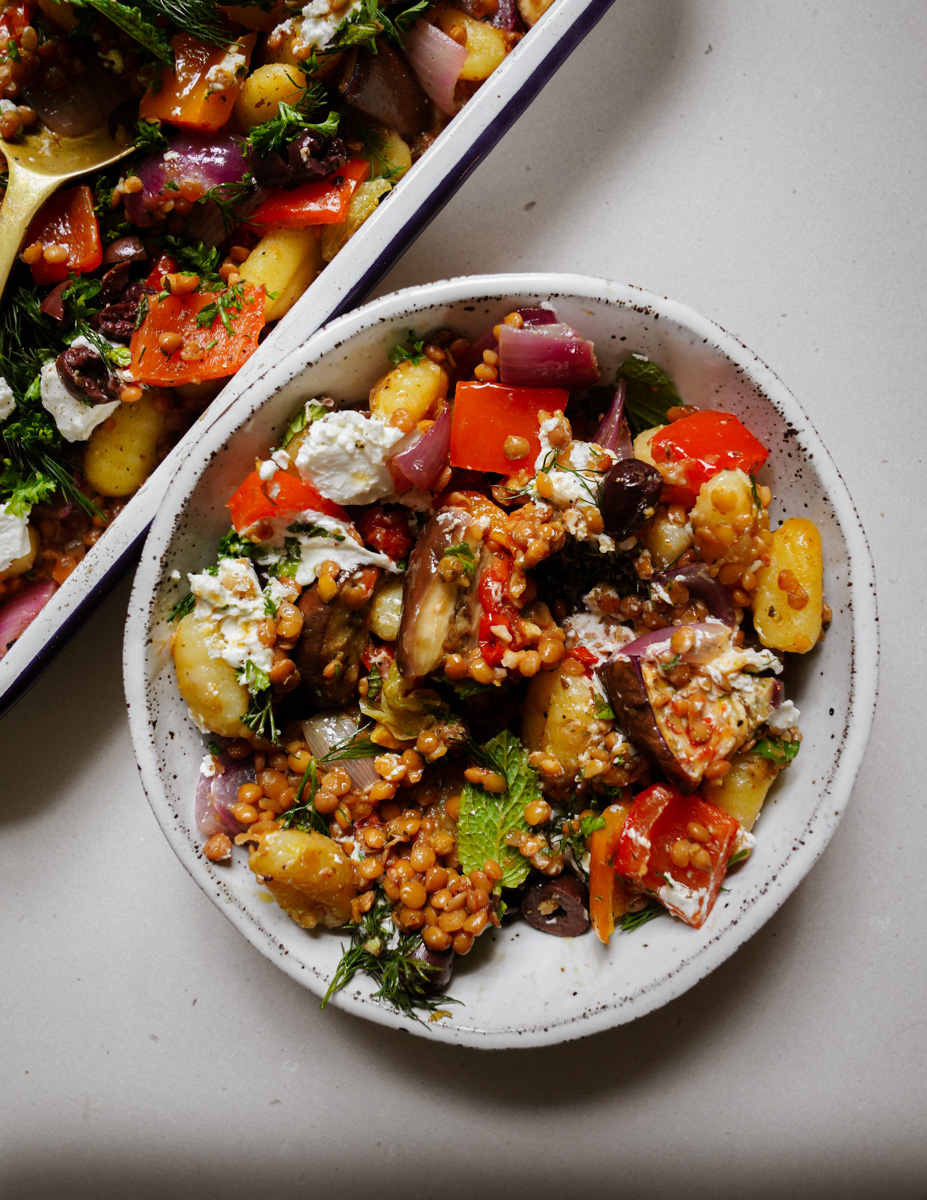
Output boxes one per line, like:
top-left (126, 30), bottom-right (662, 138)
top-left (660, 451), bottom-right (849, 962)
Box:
top-left (600, 646), bottom-right (775, 793)
top-left (337, 39), bottom-right (429, 140)
top-left (295, 570), bottom-right (375, 706)
top-left (396, 507), bottom-right (489, 679)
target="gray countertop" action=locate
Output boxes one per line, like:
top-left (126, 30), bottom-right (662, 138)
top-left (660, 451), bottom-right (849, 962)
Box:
top-left (2, 2), bottom-right (925, 1196)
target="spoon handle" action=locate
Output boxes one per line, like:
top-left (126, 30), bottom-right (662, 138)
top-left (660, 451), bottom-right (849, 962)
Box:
top-left (0, 165), bottom-right (58, 304)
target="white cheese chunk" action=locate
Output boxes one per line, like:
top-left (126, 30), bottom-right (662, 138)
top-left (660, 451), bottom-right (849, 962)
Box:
top-left (295, 409), bottom-right (403, 505)
top-left (188, 557), bottom-right (274, 675)
top-left (0, 509), bottom-right (32, 572)
top-left (0, 376), bottom-right (15, 421)
top-left (766, 698), bottom-right (801, 732)
top-left (40, 361), bottom-right (120, 443)
top-left (297, 0), bottom-right (363, 50)
top-left (255, 513), bottom-right (396, 588)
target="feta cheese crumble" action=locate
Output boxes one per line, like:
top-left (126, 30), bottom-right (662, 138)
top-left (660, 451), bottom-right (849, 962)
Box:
top-left (295, 409), bottom-right (403, 505)
top-left (297, 0), bottom-right (362, 50)
top-left (188, 557), bottom-right (274, 676)
top-left (0, 509), bottom-right (32, 572)
top-left (0, 376), bottom-right (15, 421)
top-left (40, 361), bottom-right (120, 443)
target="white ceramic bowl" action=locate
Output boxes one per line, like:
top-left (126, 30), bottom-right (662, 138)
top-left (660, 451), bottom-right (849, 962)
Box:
top-left (0, 0), bottom-right (615, 716)
top-left (124, 274), bottom-right (878, 1048)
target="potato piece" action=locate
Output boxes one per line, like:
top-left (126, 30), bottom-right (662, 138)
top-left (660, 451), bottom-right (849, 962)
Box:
top-left (523, 666), bottom-right (597, 780)
top-left (701, 751), bottom-right (780, 831)
top-left (249, 828), bottom-right (358, 929)
top-left (369, 357), bottom-right (448, 425)
top-left (368, 127), bottom-right (412, 181)
top-left (36, 0), bottom-right (76, 32)
top-left (172, 613), bottom-right (250, 738)
top-left (321, 179), bottom-right (392, 263)
top-left (233, 62), bottom-right (305, 129)
top-left (435, 7), bottom-right (508, 81)
top-left (633, 426), bottom-right (661, 467)
top-left (239, 225), bottom-right (323, 322)
top-left (368, 577), bottom-right (404, 641)
top-left (752, 518), bottom-right (824, 653)
top-left (645, 507), bottom-right (694, 570)
top-left (82, 392), bottom-right (167, 498)
top-left (0, 526), bottom-right (38, 581)
top-left (689, 467), bottom-right (770, 572)
top-left (517, 0), bottom-right (555, 26)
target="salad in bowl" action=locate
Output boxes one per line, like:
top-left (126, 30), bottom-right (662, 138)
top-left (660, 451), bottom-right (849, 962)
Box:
top-left (126, 275), bottom-right (876, 1046)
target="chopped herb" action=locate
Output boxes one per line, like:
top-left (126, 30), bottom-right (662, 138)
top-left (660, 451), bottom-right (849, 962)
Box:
top-left (207, 741), bottom-right (224, 757)
top-left (441, 542), bottom-right (476, 577)
top-left (752, 736), bottom-right (800, 765)
top-left (195, 281), bottom-right (249, 336)
top-left (167, 591), bottom-right (195, 623)
top-left (728, 847), bottom-right (752, 867)
top-left (280, 399), bottom-right (328, 449)
top-left (366, 662), bottom-right (383, 702)
top-left (248, 94), bottom-right (339, 158)
top-left (620, 902), bottom-right (665, 932)
top-left (217, 529), bottom-right (255, 559)
top-left (289, 521), bottom-right (345, 540)
top-left (134, 117), bottom-right (169, 153)
top-left (328, 0), bottom-right (434, 54)
top-left (389, 329), bottom-right (425, 365)
top-left (595, 700), bottom-right (616, 721)
top-left (322, 891), bottom-right (456, 1020)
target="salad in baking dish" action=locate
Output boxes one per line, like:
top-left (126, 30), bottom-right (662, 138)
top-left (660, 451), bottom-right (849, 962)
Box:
top-left (166, 306), bottom-right (828, 1017)
top-left (0, 0), bottom-right (553, 654)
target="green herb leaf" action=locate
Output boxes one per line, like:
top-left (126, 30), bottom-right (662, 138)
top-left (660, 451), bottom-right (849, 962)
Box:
top-left (280, 399), bottom-right (328, 449)
top-left (248, 95), bottom-right (339, 158)
top-left (366, 662), bottom-right (383, 702)
top-left (441, 542), bottom-right (476, 578)
top-left (389, 329), bottom-right (425, 365)
top-left (167, 591), bottom-right (195, 623)
top-left (457, 730), bottom-right (538, 888)
top-left (620, 902), bottom-right (665, 933)
top-left (74, 0), bottom-right (175, 64)
top-left (134, 117), bottom-right (170, 154)
top-left (752, 736), bottom-right (800, 765)
top-left (594, 700), bottom-right (615, 721)
top-left (617, 354), bottom-right (683, 436)
top-left (217, 529), bottom-right (255, 560)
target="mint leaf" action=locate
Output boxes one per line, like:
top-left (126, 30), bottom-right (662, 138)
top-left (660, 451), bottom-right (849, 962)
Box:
top-left (457, 730), bottom-right (538, 888)
top-left (617, 354), bottom-right (683, 436)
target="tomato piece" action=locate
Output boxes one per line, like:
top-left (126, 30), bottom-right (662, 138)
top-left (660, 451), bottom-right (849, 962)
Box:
top-left (139, 33), bottom-right (255, 132)
top-left (0, 4), bottom-right (33, 41)
top-left (566, 646), bottom-right (597, 674)
top-left (25, 185), bottom-right (102, 285)
top-left (588, 800), bottom-right (633, 944)
top-left (244, 160), bottom-right (370, 228)
top-left (146, 254), bottom-right (179, 287)
top-left (477, 552), bottom-right (519, 665)
top-left (357, 506), bottom-right (414, 562)
top-left (615, 783), bottom-right (741, 928)
top-left (129, 284), bottom-right (266, 386)
top-left (649, 410), bottom-right (768, 494)
top-left (227, 470), bottom-right (348, 535)
top-left (449, 382), bottom-right (568, 476)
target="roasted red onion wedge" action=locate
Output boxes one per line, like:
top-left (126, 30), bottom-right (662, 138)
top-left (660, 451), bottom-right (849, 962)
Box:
top-left (0, 582), bottom-right (57, 660)
top-left (403, 19), bottom-right (469, 114)
top-left (497, 321), bottom-right (599, 390)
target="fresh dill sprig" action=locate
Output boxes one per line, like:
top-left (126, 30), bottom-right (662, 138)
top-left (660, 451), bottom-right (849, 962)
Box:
top-left (322, 892), bottom-right (457, 1020)
top-left (620, 902), bottom-right (665, 933)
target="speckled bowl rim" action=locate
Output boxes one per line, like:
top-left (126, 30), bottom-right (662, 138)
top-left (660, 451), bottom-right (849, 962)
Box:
top-left (124, 273), bottom-right (879, 1049)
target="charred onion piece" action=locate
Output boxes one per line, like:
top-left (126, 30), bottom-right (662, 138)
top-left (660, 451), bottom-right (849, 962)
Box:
top-left (521, 874), bottom-right (590, 937)
top-left (295, 571), bottom-right (375, 707)
top-left (396, 507), bottom-right (487, 678)
top-left (337, 39), bottom-right (430, 140)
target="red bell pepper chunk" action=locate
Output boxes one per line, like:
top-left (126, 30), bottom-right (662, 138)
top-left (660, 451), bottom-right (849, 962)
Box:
top-left (245, 159), bottom-right (371, 229)
top-left (649, 410), bottom-right (769, 495)
top-left (139, 33), bottom-right (256, 133)
top-left (357, 506), bottom-right (414, 562)
top-left (129, 284), bottom-right (266, 387)
top-left (615, 783), bottom-right (741, 928)
top-left (449, 382), bottom-right (568, 476)
top-left (146, 254), bottom-right (179, 288)
top-left (227, 470), bottom-right (348, 535)
top-left (477, 552), bottom-right (518, 665)
top-left (25, 185), bottom-right (102, 286)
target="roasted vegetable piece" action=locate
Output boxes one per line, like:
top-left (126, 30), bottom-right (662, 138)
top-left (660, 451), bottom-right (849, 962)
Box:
top-left (599, 626), bottom-right (775, 792)
top-left (588, 800), bottom-right (633, 944)
top-left (249, 829), bottom-right (359, 929)
top-left (752, 518), bottom-right (824, 653)
top-left (701, 750), bottom-right (780, 832)
top-left (296, 569), bottom-right (377, 706)
top-left (649, 410), bottom-right (769, 495)
top-left (615, 784), bottom-right (741, 928)
top-left (172, 613), bottom-right (250, 739)
top-left (522, 665), bottom-right (599, 781)
top-left (337, 39), bottom-right (430, 140)
top-left (396, 507), bottom-right (488, 678)
top-left (449, 381), bottom-right (568, 475)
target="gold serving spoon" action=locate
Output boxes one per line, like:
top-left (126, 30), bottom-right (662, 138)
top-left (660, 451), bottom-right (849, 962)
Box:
top-left (0, 121), bottom-right (134, 303)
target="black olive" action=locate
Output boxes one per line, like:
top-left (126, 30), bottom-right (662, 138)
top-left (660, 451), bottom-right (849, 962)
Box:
top-left (98, 301), bottom-right (139, 343)
top-left (410, 942), bottom-right (454, 992)
top-left (98, 261), bottom-right (131, 305)
top-left (55, 346), bottom-right (120, 405)
top-left (521, 873), bottom-right (590, 938)
top-left (287, 133), bottom-right (348, 184)
top-left (599, 459), bottom-right (663, 540)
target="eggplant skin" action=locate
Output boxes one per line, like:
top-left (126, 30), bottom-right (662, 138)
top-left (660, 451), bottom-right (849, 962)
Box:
top-left (599, 653), bottom-right (775, 793)
top-left (599, 654), bottom-right (698, 792)
top-left (337, 39), bottom-right (429, 141)
top-left (396, 507), bottom-right (484, 679)
top-left (295, 580), bottom-right (371, 708)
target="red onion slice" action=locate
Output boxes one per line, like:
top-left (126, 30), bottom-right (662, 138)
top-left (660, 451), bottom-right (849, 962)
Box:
top-left (403, 19), bottom-right (468, 115)
top-left (0, 581), bottom-right (57, 659)
top-left (497, 322), bottom-right (599, 391)
top-left (302, 713), bottom-right (378, 790)
top-left (124, 134), bottom-right (249, 225)
top-left (594, 379), bottom-right (633, 458)
top-left (620, 621), bottom-right (733, 664)
top-left (194, 753), bottom-right (256, 838)
top-left (516, 305), bottom-right (560, 327)
top-left (653, 563), bottom-right (737, 627)
top-left (387, 405), bottom-right (451, 489)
